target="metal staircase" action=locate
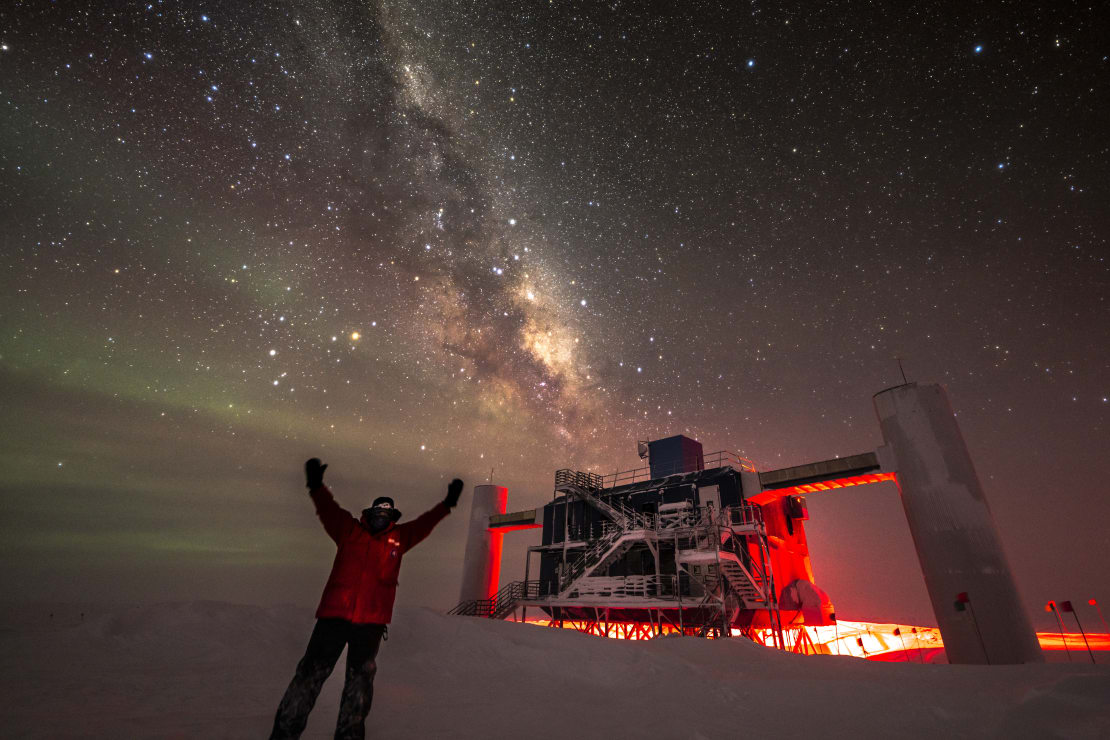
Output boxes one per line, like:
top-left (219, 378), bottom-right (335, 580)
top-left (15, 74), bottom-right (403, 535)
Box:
top-left (716, 551), bottom-right (768, 608)
top-left (448, 580), bottom-right (539, 619)
top-left (553, 474), bottom-right (778, 610)
top-left (715, 504), bottom-right (778, 611)
top-left (552, 470), bottom-right (660, 595)
top-left (559, 529), bottom-right (639, 595)
top-left (677, 527), bottom-right (776, 611)
top-left (555, 469), bottom-right (651, 530)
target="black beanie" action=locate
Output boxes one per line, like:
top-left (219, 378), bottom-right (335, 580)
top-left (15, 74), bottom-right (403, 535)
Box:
top-left (366, 496), bottom-right (402, 522)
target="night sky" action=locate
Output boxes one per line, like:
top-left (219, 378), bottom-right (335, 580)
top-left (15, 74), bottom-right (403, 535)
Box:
top-left (1, 2), bottom-right (1106, 628)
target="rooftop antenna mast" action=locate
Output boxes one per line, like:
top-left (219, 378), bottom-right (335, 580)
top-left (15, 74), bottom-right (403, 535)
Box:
top-left (895, 356), bottom-right (909, 385)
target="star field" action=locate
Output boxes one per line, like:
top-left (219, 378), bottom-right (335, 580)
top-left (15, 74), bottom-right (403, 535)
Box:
top-left (0, 1), bottom-right (1107, 623)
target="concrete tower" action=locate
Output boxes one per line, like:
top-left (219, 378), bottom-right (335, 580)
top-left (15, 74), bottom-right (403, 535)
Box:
top-left (873, 383), bottom-right (1043, 664)
top-left (458, 484), bottom-right (508, 605)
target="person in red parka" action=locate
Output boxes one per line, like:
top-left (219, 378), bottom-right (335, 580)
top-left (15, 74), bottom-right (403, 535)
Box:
top-left (270, 458), bottom-right (463, 740)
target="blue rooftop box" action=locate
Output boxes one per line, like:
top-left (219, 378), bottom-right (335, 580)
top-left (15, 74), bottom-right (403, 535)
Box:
top-left (647, 435), bottom-right (704, 479)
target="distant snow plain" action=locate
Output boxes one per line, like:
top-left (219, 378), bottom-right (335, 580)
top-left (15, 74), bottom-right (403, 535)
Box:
top-left (1, 601), bottom-right (1108, 738)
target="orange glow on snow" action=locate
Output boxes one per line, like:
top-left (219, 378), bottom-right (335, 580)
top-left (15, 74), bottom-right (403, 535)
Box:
top-left (516, 616), bottom-right (1110, 661)
top-left (1037, 631), bottom-right (1110, 652)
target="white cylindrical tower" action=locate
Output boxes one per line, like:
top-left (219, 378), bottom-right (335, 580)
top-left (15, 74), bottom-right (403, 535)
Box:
top-left (873, 383), bottom-right (1042, 664)
top-left (458, 484), bottom-right (508, 605)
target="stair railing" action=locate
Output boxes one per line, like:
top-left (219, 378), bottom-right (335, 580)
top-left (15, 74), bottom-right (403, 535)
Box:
top-left (448, 580), bottom-right (540, 619)
top-left (559, 525), bottom-right (629, 592)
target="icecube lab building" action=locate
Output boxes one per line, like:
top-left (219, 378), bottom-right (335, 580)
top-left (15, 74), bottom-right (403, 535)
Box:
top-left (451, 383), bottom-right (1043, 665)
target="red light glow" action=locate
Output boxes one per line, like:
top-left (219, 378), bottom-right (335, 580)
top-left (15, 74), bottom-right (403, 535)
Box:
top-left (1036, 631), bottom-right (1110, 652)
top-left (489, 523), bottom-right (542, 532)
top-left (748, 472), bottom-right (898, 505)
top-left (516, 616), bottom-right (1110, 662)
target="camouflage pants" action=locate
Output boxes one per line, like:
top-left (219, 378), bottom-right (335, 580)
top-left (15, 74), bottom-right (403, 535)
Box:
top-left (270, 618), bottom-right (387, 740)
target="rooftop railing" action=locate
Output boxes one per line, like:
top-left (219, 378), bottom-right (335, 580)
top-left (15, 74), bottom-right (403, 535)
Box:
top-left (598, 450), bottom-right (756, 489)
top-left (554, 468), bottom-right (604, 491)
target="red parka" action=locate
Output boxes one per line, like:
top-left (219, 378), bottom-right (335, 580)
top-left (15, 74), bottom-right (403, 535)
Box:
top-left (310, 485), bottom-right (450, 625)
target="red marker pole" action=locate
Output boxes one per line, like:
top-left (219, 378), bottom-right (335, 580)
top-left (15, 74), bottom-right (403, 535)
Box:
top-left (956, 592), bottom-right (990, 664)
top-left (895, 627), bottom-right (909, 661)
top-left (1061, 601), bottom-right (1095, 665)
top-left (1046, 601), bottom-right (1071, 662)
top-left (1091, 598), bottom-right (1109, 636)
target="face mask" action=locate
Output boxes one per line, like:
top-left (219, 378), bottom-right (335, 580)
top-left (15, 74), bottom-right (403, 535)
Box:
top-left (367, 513), bottom-right (391, 532)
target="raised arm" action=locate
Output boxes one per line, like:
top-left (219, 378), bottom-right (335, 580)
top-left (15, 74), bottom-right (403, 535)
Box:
top-left (310, 485), bottom-right (357, 544)
top-left (395, 502), bottom-right (449, 552)
top-left (304, 458), bottom-right (355, 544)
top-left (396, 478), bottom-right (464, 552)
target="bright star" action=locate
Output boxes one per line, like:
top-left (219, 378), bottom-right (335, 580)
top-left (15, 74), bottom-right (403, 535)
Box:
top-left (974, 45), bottom-right (983, 53)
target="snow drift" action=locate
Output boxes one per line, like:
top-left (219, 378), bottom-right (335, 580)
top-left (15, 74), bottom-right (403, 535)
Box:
top-left (1, 601), bottom-right (1107, 738)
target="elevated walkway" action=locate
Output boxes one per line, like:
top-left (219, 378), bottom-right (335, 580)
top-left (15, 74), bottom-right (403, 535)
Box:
top-left (748, 452), bottom-right (893, 504)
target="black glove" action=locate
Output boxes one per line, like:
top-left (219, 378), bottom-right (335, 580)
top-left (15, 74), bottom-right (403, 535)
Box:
top-left (305, 458), bottom-right (327, 489)
top-left (444, 478), bottom-right (464, 508)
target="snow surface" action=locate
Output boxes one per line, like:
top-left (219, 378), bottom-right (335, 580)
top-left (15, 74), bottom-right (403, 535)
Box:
top-left (1, 601), bottom-right (1108, 739)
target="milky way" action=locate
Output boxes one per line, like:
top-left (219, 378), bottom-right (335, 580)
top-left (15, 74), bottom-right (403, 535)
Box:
top-left (1, 2), bottom-right (1107, 623)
